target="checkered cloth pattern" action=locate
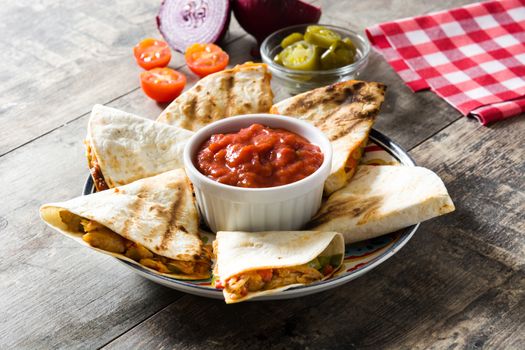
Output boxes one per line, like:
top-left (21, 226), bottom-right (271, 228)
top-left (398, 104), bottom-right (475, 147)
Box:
top-left (366, 0), bottom-right (525, 125)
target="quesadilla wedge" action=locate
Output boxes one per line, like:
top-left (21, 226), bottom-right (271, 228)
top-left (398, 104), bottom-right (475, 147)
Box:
top-left (40, 169), bottom-right (212, 280)
top-left (156, 62), bottom-right (274, 130)
top-left (86, 104), bottom-right (194, 191)
top-left (270, 80), bottom-right (386, 195)
top-left (213, 231), bottom-right (344, 303)
top-left (306, 165), bottom-right (455, 244)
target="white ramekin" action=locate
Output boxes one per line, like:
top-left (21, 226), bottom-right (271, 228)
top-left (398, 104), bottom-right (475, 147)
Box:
top-left (183, 114), bottom-right (332, 232)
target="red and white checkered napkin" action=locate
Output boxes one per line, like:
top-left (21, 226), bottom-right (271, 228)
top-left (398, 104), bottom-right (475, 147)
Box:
top-left (366, 0), bottom-right (525, 125)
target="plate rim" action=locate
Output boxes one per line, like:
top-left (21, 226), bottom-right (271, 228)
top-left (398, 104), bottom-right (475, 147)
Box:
top-left (82, 128), bottom-right (418, 299)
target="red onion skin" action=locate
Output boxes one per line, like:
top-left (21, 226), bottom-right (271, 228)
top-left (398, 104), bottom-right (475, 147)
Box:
top-left (233, 0), bottom-right (322, 44)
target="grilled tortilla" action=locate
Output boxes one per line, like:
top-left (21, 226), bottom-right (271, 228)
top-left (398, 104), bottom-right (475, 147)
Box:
top-left (40, 169), bottom-right (211, 280)
top-left (86, 104), bottom-right (194, 191)
top-left (156, 62), bottom-right (273, 130)
top-left (306, 165), bottom-right (455, 244)
top-left (213, 231), bottom-right (344, 303)
top-left (270, 80), bottom-right (386, 195)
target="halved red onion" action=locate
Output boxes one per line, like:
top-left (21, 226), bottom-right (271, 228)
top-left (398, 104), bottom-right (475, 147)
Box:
top-left (157, 0), bottom-right (231, 52)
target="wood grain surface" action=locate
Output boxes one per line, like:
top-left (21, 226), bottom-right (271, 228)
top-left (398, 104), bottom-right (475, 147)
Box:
top-left (1, 0), bottom-right (523, 349)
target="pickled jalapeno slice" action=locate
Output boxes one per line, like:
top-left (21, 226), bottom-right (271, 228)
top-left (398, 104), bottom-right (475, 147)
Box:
top-left (304, 25), bottom-right (341, 49)
top-left (274, 52), bottom-right (283, 65)
top-left (280, 40), bottom-right (320, 71)
top-left (280, 32), bottom-right (304, 48)
top-left (320, 40), bottom-right (355, 69)
top-left (342, 37), bottom-right (357, 56)
top-left (272, 26), bottom-right (359, 72)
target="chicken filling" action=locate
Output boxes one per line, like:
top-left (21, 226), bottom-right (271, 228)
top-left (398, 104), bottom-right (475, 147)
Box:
top-left (344, 139), bottom-right (367, 175)
top-left (60, 211), bottom-right (211, 276)
top-left (85, 140), bottom-right (109, 191)
top-left (218, 255), bottom-right (341, 301)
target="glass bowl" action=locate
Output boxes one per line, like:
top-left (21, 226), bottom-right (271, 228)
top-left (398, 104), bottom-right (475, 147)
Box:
top-left (261, 24), bottom-right (370, 95)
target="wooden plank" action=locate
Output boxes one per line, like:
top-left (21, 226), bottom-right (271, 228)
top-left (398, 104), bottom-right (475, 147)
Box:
top-left (0, 0), bottom-right (249, 156)
top-left (408, 272), bottom-right (525, 349)
top-left (410, 116), bottom-right (525, 264)
top-left (321, 0), bottom-right (479, 29)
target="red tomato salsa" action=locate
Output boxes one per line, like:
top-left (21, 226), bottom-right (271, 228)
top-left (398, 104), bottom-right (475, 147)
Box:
top-left (196, 123), bottom-right (324, 188)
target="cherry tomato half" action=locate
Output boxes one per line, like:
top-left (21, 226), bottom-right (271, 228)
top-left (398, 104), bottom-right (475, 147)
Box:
top-left (140, 68), bottom-right (186, 103)
top-left (133, 38), bottom-right (171, 70)
top-left (185, 43), bottom-right (229, 78)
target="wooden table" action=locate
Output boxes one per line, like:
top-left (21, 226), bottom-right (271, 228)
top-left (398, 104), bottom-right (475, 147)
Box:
top-left (1, 0), bottom-right (523, 348)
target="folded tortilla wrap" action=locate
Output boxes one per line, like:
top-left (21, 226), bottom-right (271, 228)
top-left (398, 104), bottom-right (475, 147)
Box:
top-left (40, 169), bottom-right (211, 279)
top-left (156, 62), bottom-right (274, 130)
top-left (86, 104), bottom-right (194, 191)
top-left (306, 165), bottom-right (455, 243)
top-left (214, 231), bottom-right (344, 303)
top-left (270, 80), bottom-right (386, 196)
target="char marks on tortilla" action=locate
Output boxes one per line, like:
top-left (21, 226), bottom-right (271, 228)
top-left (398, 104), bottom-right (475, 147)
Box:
top-left (40, 169), bottom-right (210, 279)
top-left (157, 63), bottom-right (274, 130)
top-left (270, 80), bottom-right (386, 195)
top-left (305, 165), bottom-right (455, 244)
top-left (86, 105), bottom-right (194, 190)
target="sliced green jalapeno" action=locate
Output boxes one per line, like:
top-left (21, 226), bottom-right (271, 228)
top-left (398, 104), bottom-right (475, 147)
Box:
top-left (304, 25), bottom-right (341, 49)
top-left (320, 40), bottom-right (355, 69)
top-left (280, 40), bottom-right (320, 71)
top-left (280, 32), bottom-right (304, 48)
